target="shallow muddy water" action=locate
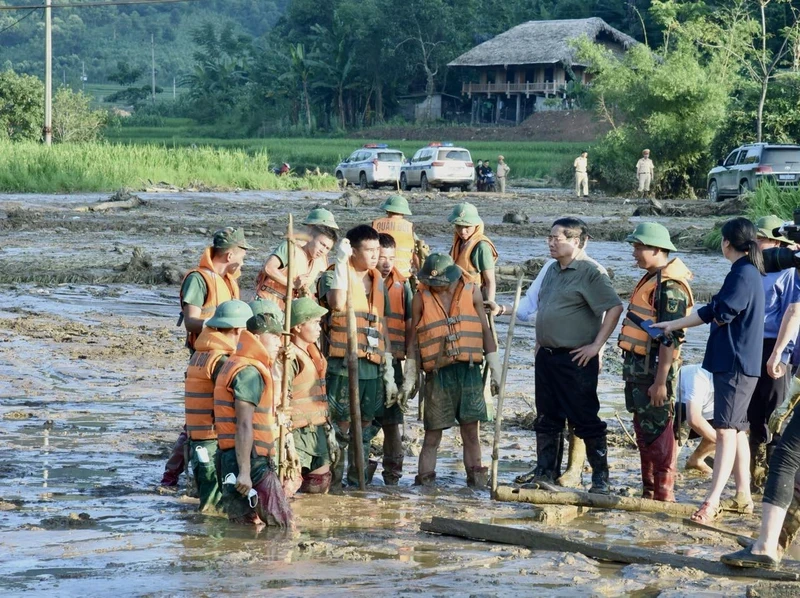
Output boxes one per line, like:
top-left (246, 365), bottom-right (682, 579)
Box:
top-left (0, 190), bottom-right (781, 596)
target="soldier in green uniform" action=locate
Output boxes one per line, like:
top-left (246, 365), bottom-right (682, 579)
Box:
top-left (618, 222), bottom-right (694, 502)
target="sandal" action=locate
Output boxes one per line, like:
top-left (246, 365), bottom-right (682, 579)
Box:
top-left (720, 492), bottom-right (754, 515)
top-left (720, 546), bottom-right (779, 570)
top-left (691, 500), bottom-right (721, 524)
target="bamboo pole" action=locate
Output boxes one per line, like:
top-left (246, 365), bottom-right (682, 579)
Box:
top-left (346, 267), bottom-right (366, 490)
top-left (491, 273), bottom-right (524, 496)
top-left (495, 486), bottom-right (698, 517)
top-left (278, 214), bottom-right (294, 483)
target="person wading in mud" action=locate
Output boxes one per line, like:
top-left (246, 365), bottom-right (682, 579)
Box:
top-left (516, 217), bottom-right (623, 494)
top-left (488, 237), bottom-right (611, 488)
top-left (286, 297), bottom-right (335, 494)
top-left (372, 195), bottom-right (417, 279)
top-left (404, 253), bottom-right (500, 487)
top-left (618, 222), bottom-right (694, 502)
top-left (254, 209), bottom-right (339, 310)
top-left (318, 225), bottom-right (397, 489)
top-left (654, 217), bottom-right (765, 523)
top-left (375, 233), bottom-right (414, 485)
top-left (161, 227), bottom-right (252, 489)
top-left (183, 299), bottom-right (253, 513)
top-left (448, 202), bottom-right (498, 303)
top-left (214, 307), bottom-right (293, 528)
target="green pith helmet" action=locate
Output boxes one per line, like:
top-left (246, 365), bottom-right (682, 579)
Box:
top-left (212, 227), bottom-right (253, 250)
top-left (303, 208), bottom-right (339, 230)
top-left (205, 299), bottom-right (253, 329)
top-left (755, 215), bottom-right (789, 244)
top-left (290, 297), bottom-right (328, 328)
top-left (418, 253), bottom-right (462, 287)
top-left (247, 311), bottom-right (284, 335)
top-left (625, 222), bottom-right (676, 252)
top-left (448, 202), bottom-right (482, 226)
top-left (248, 298), bottom-right (282, 318)
top-left (380, 194), bottom-right (412, 216)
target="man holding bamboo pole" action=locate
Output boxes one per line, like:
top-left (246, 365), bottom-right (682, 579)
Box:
top-left (319, 225), bottom-right (397, 489)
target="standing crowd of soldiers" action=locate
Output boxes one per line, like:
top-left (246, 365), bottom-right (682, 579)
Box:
top-left (156, 193), bottom-right (800, 571)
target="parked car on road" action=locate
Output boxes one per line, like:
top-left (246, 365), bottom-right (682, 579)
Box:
top-left (335, 144), bottom-right (404, 189)
top-left (707, 143), bottom-right (800, 202)
top-left (400, 143), bottom-right (475, 192)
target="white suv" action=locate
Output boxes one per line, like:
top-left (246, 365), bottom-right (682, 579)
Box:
top-left (400, 143), bottom-right (475, 192)
top-left (335, 144), bottom-right (405, 189)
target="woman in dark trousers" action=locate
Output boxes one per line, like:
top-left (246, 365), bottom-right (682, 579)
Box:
top-left (654, 217), bottom-right (765, 523)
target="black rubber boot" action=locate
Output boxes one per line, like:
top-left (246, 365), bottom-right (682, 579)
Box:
top-left (584, 435), bottom-right (611, 495)
top-left (514, 431), bottom-right (561, 487)
top-left (750, 438), bottom-right (768, 495)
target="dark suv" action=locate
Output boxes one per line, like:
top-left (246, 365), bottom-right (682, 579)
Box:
top-left (707, 143), bottom-right (800, 201)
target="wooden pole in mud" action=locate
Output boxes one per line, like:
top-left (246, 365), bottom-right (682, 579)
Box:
top-left (346, 268), bottom-right (366, 490)
top-left (421, 517), bottom-right (800, 583)
top-left (278, 214), bottom-right (295, 483)
top-left (491, 273), bottom-right (524, 496)
top-left (495, 486), bottom-right (699, 518)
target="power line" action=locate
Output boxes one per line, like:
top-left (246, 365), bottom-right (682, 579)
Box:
top-left (0, 0), bottom-right (204, 10)
top-left (0, 8), bottom-right (39, 33)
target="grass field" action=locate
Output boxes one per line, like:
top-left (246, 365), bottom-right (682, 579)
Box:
top-left (106, 120), bottom-right (586, 181)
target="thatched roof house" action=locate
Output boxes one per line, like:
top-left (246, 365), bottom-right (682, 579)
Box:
top-left (450, 17), bottom-right (637, 124)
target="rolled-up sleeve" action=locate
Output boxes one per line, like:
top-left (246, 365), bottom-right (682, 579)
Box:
top-left (698, 269), bottom-right (750, 325)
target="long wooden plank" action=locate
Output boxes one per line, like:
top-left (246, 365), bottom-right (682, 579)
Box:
top-left (421, 517), bottom-right (800, 583)
top-left (496, 485), bottom-right (698, 517)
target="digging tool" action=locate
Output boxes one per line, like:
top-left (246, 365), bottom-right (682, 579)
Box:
top-left (491, 273), bottom-right (524, 496)
top-left (346, 267), bottom-right (366, 490)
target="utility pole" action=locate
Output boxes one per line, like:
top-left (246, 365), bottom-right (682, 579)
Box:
top-left (173, 76), bottom-right (176, 100)
top-left (151, 33), bottom-right (156, 104)
top-left (44, 0), bottom-right (52, 145)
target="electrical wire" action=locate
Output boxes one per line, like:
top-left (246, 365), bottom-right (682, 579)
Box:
top-left (0, 0), bottom-right (205, 10)
top-left (0, 8), bottom-right (39, 33)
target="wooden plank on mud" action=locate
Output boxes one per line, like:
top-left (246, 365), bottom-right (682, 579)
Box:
top-left (495, 485), bottom-right (697, 518)
top-left (421, 517), bottom-right (800, 582)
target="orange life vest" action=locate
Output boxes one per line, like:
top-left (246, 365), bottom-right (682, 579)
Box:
top-left (618, 258), bottom-right (694, 359)
top-left (323, 265), bottom-right (386, 365)
top-left (372, 216), bottom-right (415, 278)
top-left (417, 277), bottom-right (484, 372)
top-left (184, 328), bottom-right (237, 441)
top-left (180, 247), bottom-right (240, 350)
top-left (289, 341), bottom-right (329, 429)
top-left (213, 331), bottom-right (278, 457)
top-left (384, 268), bottom-right (408, 360)
top-left (254, 240), bottom-right (327, 309)
top-left (450, 224), bottom-right (499, 285)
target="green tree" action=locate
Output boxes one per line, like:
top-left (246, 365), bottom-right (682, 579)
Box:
top-left (52, 88), bottom-right (107, 143)
top-left (0, 70), bottom-right (44, 141)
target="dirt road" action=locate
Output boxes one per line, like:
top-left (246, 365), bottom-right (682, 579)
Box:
top-left (0, 188), bottom-right (786, 596)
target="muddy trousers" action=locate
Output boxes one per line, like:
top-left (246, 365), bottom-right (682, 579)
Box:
top-left (347, 423), bottom-right (379, 486)
top-left (160, 427), bottom-right (188, 486)
top-left (188, 439), bottom-right (222, 513)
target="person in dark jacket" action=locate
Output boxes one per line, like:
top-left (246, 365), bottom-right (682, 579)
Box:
top-left (654, 217), bottom-right (765, 523)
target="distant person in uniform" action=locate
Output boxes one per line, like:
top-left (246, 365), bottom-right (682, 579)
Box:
top-left (574, 151), bottom-right (589, 198)
top-left (637, 150), bottom-right (655, 196)
top-left (496, 155), bottom-right (510, 194)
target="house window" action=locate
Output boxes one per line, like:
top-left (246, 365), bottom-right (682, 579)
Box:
top-left (506, 70), bottom-right (515, 83)
top-left (544, 67), bottom-right (554, 82)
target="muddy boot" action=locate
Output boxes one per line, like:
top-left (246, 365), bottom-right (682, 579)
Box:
top-left (414, 472), bottom-right (436, 487)
top-left (299, 471), bottom-right (332, 494)
top-left (366, 459), bottom-right (378, 485)
top-left (649, 424), bottom-right (677, 503)
top-left (633, 418), bottom-right (655, 499)
top-left (556, 429), bottom-right (586, 488)
top-left (160, 430), bottom-right (188, 487)
top-left (466, 466), bottom-right (489, 488)
top-left (585, 435), bottom-right (611, 495)
top-left (779, 492), bottom-right (800, 552)
top-left (330, 440), bottom-right (347, 495)
top-left (382, 453), bottom-right (404, 486)
top-left (514, 431), bottom-right (561, 486)
top-left (750, 439), bottom-right (768, 495)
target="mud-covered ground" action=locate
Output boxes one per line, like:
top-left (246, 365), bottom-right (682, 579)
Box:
top-left (0, 188), bottom-right (794, 596)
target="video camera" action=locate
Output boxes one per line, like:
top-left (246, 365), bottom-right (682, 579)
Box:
top-left (772, 208), bottom-right (800, 244)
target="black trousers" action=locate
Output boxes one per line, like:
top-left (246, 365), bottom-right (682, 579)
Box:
top-left (749, 338), bottom-right (791, 444)
top-left (534, 347), bottom-right (607, 440)
top-left (764, 404), bottom-right (800, 509)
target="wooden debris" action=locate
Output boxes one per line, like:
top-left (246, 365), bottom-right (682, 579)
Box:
top-left (531, 504), bottom-right (584, 525)
top-left (421, 516), bottom-right (800, 582)
top-left (495, 486), bottom-right (698, 518)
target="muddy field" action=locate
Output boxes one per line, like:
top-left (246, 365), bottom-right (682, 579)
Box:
top-left (0, 188), bottom-right (793, 596)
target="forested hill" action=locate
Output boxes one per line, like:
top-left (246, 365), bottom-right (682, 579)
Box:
top-left (0, 0), bottom-right (289, 84)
